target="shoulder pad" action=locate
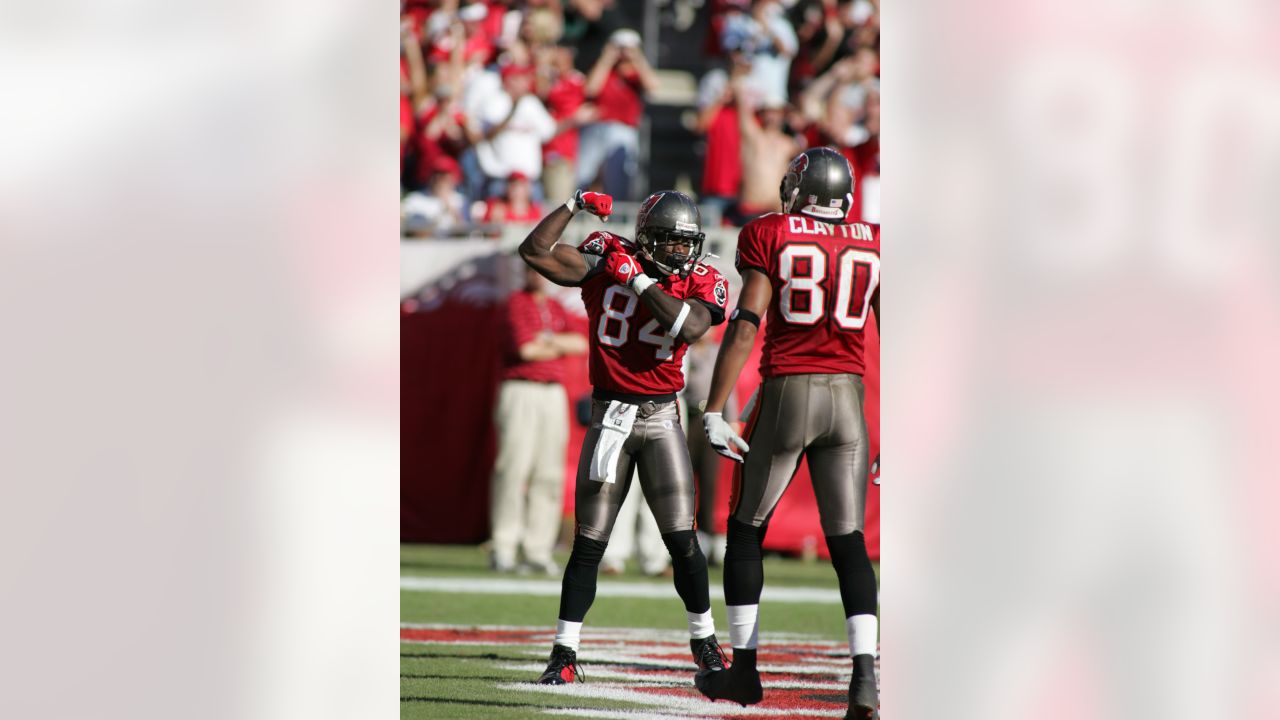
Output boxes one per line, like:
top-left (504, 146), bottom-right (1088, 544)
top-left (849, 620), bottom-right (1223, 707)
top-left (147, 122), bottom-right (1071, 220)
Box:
top-left (578, 230), bottom-right (628, 255)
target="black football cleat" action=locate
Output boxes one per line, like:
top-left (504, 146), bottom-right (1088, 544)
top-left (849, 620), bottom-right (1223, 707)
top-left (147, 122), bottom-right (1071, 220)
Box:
top-left (537, 644), bottom-right (584, 685)
top-left (695, 647), bottom-right (763, 706)
top-left (691, 634), bottom-right (728, 684)
top-left (844, 653), bottom-right (879, 719)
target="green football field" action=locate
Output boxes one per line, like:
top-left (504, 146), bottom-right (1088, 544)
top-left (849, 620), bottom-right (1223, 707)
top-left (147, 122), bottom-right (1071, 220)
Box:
top-left (401, 543), bottom-right (876, 719)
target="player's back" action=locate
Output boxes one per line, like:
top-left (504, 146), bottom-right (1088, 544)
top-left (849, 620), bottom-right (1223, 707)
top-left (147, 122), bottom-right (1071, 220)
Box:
top-left (735, 212), bottom-right (880, 377)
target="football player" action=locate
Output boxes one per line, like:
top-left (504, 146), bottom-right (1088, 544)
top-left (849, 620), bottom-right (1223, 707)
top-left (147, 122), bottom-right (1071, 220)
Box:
top-left (697, 147), bottom-right (881, 719)
top-left (518, 189), bottom-right (732, 688)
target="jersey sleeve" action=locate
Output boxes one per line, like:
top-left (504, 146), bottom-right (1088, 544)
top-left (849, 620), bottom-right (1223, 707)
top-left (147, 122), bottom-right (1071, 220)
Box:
top-left (734, 218), bottom-right (773, 276)
top-left (687, 265), bottom-right (729, 326)
top-left (575, 230), bottom-right (627, 280)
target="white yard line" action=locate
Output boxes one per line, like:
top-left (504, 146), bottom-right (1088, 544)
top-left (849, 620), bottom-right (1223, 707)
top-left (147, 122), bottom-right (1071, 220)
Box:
top-left (498, 682), bottom-right (847, 717)
top-left (497, 663), bottom-right (848, 690)
top-left (399, 622), bottom-right (844, 645)
top-left (401, 576), bottom-right (841, 604)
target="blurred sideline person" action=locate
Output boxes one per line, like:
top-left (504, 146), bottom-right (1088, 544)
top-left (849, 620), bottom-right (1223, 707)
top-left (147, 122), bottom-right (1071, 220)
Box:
top-left (489, 265), bottom-right (588, 574)
top-left (599, 470), bottom-right (670, 577)
top-left (698, 147), bottom-right (881, 719)
top-left (519, 188), bottom-right (731, 688)
top-left (683, 334), bottom-right (737, 565)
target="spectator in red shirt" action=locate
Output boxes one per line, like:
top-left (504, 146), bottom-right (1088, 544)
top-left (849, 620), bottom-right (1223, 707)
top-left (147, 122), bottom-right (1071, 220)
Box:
top-left (489, 266), bottom-right (588, 574)
top-left (576, 29), bottom-right (658, 201)
top-left (695, 51), bottom-right (752, 222)
top-left (536, 45), bottom-right (594, 205)
top-left (481, 172), bottom-right (544, 224)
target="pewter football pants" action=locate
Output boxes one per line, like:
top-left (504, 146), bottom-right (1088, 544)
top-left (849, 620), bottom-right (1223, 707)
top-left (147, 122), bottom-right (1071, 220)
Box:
top-left (723, 373), bottom-right (877, 618)
top-left (731, 373), bottom-right (870, 535)
top-left (560, 398), bottom-right (708, 622)
top-left (574, 400), bottom-right (697, 541)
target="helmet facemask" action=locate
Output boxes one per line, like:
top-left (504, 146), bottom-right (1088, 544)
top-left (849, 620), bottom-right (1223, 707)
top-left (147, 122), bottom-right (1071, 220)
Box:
top-left (639, 227), bottom-right (705, 278)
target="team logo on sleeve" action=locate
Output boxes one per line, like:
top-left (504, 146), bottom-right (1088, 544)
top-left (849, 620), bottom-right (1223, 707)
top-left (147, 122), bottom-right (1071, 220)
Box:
top-left (581, 232), bottom-right (612, 255)
top-left (714, 278), bottom-right (728, 306)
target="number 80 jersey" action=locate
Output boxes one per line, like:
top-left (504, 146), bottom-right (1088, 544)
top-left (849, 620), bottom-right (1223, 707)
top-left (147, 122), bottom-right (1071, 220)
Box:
top-left (735, 213), bottom-right (880, 378)
top-left (576, 231), bottom-right (729, 396)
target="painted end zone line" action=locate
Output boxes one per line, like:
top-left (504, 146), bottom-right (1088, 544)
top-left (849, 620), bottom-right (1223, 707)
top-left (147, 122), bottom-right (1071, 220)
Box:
top-left (400, 576), bottom-right (841, 604)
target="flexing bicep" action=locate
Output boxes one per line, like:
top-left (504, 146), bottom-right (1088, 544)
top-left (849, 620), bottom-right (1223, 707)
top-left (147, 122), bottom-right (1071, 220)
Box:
top-left (521, 242), bottom-right (590, 286)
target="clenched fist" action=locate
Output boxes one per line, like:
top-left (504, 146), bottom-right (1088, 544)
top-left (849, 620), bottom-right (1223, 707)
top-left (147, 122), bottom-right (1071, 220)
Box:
top-left (568, 190), bottom-right (613, 220)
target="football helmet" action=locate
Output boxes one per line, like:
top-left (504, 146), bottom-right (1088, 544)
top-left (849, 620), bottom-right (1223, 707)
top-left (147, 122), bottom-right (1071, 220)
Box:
top-left (634, 190), bottom-right (705, 277)
top-left (780, 146), bottom-right (854, 222)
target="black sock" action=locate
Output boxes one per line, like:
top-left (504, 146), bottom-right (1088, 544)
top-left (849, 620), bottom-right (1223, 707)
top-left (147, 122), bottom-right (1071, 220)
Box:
top-left (731, 647), bottom-right (757, 668)
top-left (825, 530), bottom-right (878, 617)
top-left (558, 534), bottom-right (609, 622)
top-left (662, 529), bottom-right (711, 614)
top-left (723, 517), bottom-right (769, 606)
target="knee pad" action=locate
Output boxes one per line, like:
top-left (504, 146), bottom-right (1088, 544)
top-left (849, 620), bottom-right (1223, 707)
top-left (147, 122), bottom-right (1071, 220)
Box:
top-left (661, 529), bottom-right (711, 614)
top-left (559, 534), bottom-right (610, 623)
top-left (724, 517), bottom-right (767, 562)
top-left (660, 529), bottom-right (701, 560)
top-left (826, 530), bottom-right (877, 617)
top-left (567, 534), bottom-right (608, 568)
top-left (826, 530), bottom-right (868, 565)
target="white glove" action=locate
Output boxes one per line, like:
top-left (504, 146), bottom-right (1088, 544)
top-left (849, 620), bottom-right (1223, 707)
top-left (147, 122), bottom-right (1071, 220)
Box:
top-left (703, 412), bottom-right (749, 463)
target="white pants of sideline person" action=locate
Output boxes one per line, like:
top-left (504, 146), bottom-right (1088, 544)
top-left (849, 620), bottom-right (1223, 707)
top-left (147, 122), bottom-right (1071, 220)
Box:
top-left (489, 380), bottom-right (568, 570)
top-left (601, 470), bottom-right (670, 575)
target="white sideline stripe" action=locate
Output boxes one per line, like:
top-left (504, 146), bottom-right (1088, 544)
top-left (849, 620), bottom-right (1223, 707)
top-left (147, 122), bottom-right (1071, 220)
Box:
top-left (547, 710), bottom-right (720, 720)
top-left (546, 710), bottom-right (715, 720)
top-left (498, 682), bottom-right (846, 717)
top-left (498, 663), bottom-right (847, 690)
top-left (401, 576), bottom-right (841, 604)
top-left (400, 622), bottom-right (844, 645)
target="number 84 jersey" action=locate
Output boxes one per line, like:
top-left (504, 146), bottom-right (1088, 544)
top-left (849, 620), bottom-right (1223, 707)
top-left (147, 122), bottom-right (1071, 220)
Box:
top-left (736, 213), bottom-right (880, 378)
top-left (576, 231), bottom-right (729, 396)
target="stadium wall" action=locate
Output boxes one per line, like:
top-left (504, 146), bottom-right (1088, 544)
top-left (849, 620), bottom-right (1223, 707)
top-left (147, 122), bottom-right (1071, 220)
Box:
top-left (401, 230), bottom-right (880, 559)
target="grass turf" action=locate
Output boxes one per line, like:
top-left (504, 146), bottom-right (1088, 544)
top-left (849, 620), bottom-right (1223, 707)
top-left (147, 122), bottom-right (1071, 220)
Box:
top-left (401, 543), bottom-right (871, 718)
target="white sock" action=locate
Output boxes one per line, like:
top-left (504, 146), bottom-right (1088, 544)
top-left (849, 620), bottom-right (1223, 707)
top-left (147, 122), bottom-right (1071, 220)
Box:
top-left (726, 604), bottom-right (759, 649)
top-left (847, 614), bottom-right (878, 657)
top-left (687, 610), bottom-right (715, 640)
top-left (555, 619), bottom-right (583, 652)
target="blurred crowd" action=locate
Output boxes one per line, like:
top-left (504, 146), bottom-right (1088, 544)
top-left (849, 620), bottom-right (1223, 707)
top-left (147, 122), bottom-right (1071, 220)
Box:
top-left (401, 0), bottom-right (879, 237)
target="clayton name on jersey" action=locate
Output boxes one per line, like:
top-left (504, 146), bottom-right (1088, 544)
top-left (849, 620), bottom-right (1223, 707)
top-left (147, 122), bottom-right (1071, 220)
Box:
top-left (736, 212), bottom-right (880, 377)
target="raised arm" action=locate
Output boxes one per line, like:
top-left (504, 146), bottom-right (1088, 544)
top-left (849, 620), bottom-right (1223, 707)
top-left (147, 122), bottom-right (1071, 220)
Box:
top-left (402, 23), bottom-right (429, 113)
top-left (622, 45), bottom-right (660, 95)
top-left (584, 43), bottom-right (620, 97)
top-left (518, 192), bottom-right (614, 286)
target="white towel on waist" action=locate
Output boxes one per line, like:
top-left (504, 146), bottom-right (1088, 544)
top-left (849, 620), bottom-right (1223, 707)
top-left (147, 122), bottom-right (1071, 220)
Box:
top-left (589, 400), bottom-right (638, 483)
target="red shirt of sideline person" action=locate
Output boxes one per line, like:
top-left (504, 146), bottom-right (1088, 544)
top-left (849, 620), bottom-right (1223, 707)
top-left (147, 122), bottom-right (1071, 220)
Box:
top-left (489, 266), bottom-right (588, 573)
top-left (502, 267), bottom-right (587, 383)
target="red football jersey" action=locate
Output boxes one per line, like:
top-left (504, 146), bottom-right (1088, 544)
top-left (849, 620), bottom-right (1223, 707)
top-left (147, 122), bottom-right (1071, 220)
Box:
top-left (576, 231), bottom-right (729, 395)
top-left (736, 212), bottom-right (880, 377)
